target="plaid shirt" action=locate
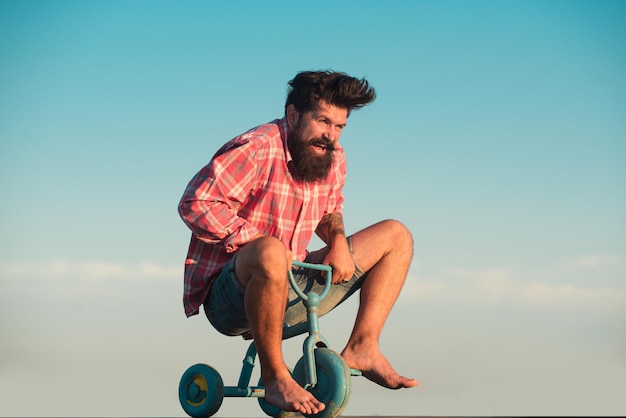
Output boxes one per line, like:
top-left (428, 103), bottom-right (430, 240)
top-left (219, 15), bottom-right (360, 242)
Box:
top-left (178, 118), bottom-right (346, 316)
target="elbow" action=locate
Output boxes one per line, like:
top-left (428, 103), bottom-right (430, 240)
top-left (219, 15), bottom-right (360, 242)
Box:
top-left (178, 198), bottom-right (195, 226)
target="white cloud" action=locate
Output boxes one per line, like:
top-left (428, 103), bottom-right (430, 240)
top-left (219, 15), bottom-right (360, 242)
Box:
top-left (2, 255), bottom-right (625, 313)
top-left (0, 258), bottom-right (181, 281)
top-left (1, 256), bottom-right (625, 417)
top-left (401, 254), bottom-right (626, 312)
top-left (568, 254), bottom-right (626, 268)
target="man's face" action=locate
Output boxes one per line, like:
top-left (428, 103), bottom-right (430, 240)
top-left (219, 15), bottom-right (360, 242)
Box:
top-left (287, 101), bottom-right (348, 182)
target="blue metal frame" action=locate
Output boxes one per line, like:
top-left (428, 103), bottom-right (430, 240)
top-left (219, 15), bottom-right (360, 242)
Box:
top-left (180, 261), bottom-right (353, 417)
top-left (222, 260), bottom-right (334, 397)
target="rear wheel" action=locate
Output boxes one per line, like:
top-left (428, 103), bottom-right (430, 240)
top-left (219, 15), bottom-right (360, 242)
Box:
top-left (179, 363), bottom-right (224, 418)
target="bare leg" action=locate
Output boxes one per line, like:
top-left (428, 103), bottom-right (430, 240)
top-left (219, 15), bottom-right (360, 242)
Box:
top-left (235, 237), bottom-right (325, 414)
top-left (341, 220), bottom-right (418, 389)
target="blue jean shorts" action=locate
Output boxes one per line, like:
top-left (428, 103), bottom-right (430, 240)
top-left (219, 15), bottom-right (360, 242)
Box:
top-left (204, 237), bottom-right (366, 337)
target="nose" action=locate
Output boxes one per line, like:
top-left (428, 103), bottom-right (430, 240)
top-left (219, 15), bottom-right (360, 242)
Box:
top-left (323, 126), bottom-right (340, 144)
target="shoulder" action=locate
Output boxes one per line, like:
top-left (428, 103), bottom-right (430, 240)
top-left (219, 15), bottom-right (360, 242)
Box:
top-left (214, 119), bottom-right (284, 157)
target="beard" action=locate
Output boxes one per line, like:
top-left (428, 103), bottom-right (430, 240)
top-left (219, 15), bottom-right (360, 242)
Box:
top-left (287, 128), bottom-right (335, 183)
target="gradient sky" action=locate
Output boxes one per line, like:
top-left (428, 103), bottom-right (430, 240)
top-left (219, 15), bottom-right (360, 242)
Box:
top-left (1, 0), bottom-right (625, 416)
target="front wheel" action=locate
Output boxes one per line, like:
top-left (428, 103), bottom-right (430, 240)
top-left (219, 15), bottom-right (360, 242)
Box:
top-left (179, 363), bottom-right (224, 418)
top-left (293, 348), bottom-right (351, 418)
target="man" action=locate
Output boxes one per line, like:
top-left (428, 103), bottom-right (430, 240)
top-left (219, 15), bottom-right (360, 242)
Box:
top-left (179, 70), bottom-right (417, 415)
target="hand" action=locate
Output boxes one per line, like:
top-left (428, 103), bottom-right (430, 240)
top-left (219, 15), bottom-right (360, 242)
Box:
top-left (323, 238), bottom-right (355, 284)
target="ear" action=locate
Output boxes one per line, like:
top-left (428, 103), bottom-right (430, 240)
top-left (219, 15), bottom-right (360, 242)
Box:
top-left (286, 104), bottom-right (300, 129)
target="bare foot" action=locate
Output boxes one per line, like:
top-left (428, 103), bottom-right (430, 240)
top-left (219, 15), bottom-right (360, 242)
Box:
top-left (263, 371), bottom-right (326, 414)
top-left (341, 344), bottom-right (418, 389)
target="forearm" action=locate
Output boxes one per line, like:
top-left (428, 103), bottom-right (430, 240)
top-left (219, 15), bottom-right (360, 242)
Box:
top-left (179, 145), bottom-right (260, 252)
top-left (315, 212), bottom-right (346, 246)
top-left (178, 199), bottom-right (261, 252)
top-left (316, 212), bottom-right (355, 282)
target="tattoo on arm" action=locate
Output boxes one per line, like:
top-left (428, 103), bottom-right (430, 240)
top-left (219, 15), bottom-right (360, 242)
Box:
top-left (316, 213), bottom-right (346, 244)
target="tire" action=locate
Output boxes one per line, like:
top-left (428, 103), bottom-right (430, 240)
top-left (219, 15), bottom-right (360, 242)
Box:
top-left (179, 363), bottom-right (224, 418)
top-left (293, 348), bottom-right (351, 418)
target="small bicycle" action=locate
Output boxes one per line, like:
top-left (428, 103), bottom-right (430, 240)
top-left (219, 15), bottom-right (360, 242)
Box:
top-left (178, 261), bottom-right (360, 418)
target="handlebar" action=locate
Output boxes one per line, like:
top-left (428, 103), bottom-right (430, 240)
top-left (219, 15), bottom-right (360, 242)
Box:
top-left (288, 260), bottom-right (333, 302)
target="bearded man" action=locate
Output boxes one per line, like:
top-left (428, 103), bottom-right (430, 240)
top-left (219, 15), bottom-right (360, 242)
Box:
top-left (178, 70), bottom-right (417, 415)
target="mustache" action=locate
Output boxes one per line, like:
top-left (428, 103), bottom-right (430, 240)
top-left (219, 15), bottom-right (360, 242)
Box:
top-left (308, 137), bottom-right (336, 151)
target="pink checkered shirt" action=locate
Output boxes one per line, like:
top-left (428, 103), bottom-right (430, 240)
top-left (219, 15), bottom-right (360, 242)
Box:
top-left (178, 118), bottom-right (346, 316)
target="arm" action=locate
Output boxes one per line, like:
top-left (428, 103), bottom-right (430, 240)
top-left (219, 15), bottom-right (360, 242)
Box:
top-left (178, 142), bottom-right (261, 253)
top-left (316, 212), bottom-right (355, 283)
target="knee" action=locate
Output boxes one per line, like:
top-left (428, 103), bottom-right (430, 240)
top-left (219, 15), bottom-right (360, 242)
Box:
top-left (247, 236), bottom-right (290, 275)
top-left (381, 219), bottom-right (413, 251)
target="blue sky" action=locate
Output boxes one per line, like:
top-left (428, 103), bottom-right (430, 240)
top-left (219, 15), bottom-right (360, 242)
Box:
top-left (1, 0), bottom-right (625, 416)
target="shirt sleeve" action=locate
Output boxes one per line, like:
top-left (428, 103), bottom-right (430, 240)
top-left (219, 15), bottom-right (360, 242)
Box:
top-left (178, 140), bottom-right (261, 253)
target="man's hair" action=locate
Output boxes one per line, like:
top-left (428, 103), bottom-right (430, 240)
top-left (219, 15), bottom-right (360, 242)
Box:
top-left (285, 70), bottom-right (376, 115)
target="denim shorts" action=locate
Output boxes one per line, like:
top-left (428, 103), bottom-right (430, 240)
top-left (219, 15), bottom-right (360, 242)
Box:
top-left (204, 237), bottom-right (366, 337)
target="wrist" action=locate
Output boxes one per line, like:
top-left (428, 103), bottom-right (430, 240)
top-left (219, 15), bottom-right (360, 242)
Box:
top-left (330, 233), bottom-right (348, 249)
